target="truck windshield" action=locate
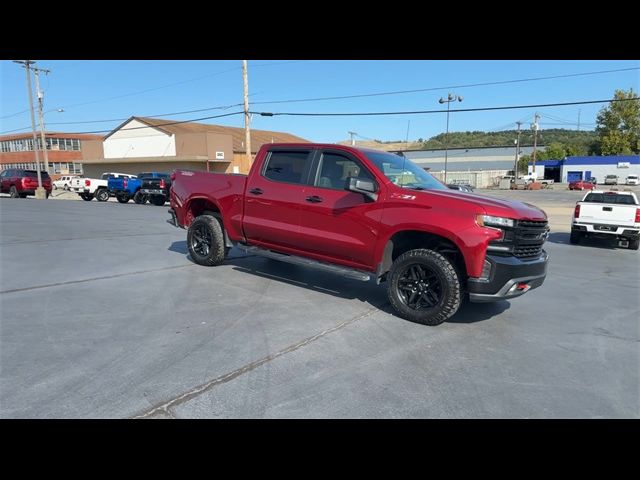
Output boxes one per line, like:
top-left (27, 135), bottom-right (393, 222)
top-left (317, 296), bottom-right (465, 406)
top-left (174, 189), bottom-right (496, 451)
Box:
top-left (364, 151), bottom-right (447, 191)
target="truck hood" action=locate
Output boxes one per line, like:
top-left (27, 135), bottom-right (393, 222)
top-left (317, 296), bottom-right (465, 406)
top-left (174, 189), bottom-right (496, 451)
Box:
top-left (406, 189), bottom-right (547, 221)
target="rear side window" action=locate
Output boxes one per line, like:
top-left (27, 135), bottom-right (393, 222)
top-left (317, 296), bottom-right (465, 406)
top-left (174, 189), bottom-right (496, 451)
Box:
top-left (263, 150), bottom-right (312, 184)
top-left (24, 170), bottom-right (50, 179)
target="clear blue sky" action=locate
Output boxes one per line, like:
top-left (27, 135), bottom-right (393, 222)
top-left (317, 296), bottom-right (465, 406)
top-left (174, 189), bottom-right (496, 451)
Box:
top-left (1, 60), bottom-right (638, 144)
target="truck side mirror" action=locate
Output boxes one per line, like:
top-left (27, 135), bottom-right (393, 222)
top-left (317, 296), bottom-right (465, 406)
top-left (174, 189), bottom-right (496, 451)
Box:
top-left (346, 177), bottom-right (378, 201)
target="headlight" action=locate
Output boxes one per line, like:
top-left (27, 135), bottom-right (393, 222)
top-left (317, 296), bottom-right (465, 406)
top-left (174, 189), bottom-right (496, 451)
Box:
top-left (476, 215), bottom-right (515, 228)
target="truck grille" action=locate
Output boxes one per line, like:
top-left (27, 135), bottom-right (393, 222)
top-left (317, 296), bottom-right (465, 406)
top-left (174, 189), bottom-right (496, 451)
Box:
top-left (513, 220), bottom-right (548, 258)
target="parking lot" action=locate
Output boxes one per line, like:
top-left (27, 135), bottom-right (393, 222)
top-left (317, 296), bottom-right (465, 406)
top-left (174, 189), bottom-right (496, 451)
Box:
top-left (1, 190), bottom-right (638, 418)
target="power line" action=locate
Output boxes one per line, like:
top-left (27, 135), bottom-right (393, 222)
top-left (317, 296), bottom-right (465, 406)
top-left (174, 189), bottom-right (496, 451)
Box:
top-left (248, 67), bottom-right (640, 105)
top-left (251, 97), bottom-right (640, 117)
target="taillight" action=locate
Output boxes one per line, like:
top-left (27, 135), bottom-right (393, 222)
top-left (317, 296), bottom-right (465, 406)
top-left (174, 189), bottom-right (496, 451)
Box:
top-left (574, 204), bottom-right (580, 218)
top-left (85, 179), bottom-right (91, 187)
top-left (635, 208), bottom-right (640, 223)
top-left (123, 177), bottom-right (128, 189)
top-left (159, 178), bottom-right (166, 189)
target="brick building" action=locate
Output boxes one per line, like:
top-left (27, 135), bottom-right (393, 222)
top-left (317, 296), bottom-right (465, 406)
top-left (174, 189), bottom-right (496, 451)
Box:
top-left (0, 132), bottom-right (103, 178)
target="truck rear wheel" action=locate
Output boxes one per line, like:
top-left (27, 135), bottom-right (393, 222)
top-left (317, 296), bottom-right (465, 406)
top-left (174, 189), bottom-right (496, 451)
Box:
top-left (133, 191), bottom-right (147, 204)
top-left (387, 248), bottom-right (462, 326)
top-left (80, 193), bottom-right (94, 201)
top-left (569, 231), bottom-right (581, 244)
top-left (187, 215), bottom-right (226, 266)
top-left (150, 195), bottom-right (166, 206)
top-left (9, 186), bottom-right (20, 198)
top-left (116, 193), bottom-right (130, 203)
top-left (95, 189), bottom-right (109, 202)
top-left (629, 238), bottom-right (639, 250)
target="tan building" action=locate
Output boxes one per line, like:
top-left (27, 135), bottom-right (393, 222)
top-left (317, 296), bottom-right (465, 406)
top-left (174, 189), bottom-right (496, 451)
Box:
top-left (81, 116), bottom-right (309, 177)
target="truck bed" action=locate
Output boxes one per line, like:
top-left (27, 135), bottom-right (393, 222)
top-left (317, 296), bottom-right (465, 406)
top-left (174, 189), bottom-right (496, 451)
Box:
top-left (171, 170), bottom-right (247, 240)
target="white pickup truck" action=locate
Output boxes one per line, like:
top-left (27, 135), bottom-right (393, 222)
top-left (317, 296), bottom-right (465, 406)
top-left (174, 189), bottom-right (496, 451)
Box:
top-left (519, 173), bottom-right (554, 186)
top-left (69, 172), bottom-right (134, 202)
top-left (571, 190), bottom-right (639, 249)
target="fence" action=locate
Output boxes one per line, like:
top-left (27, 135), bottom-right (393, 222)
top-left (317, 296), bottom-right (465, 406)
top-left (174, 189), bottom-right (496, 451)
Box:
top-left (428, 170), bottom-right (510, 188)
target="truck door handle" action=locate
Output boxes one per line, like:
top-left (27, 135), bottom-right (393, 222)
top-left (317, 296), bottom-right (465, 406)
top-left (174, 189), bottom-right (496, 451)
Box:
top-left (602, 207), bottom-right (612, 211)
top-left (305, 195), bottom-right (323, 203)
top-left (249, 188), bottom-right (263, 195)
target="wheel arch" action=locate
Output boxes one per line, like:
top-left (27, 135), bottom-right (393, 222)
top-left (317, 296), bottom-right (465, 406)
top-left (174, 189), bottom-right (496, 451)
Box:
top-left (377, 228), bottom-right (468, 282)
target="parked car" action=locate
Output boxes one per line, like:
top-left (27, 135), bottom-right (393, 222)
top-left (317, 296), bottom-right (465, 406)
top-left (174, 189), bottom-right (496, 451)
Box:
top-left (571, 190), bottom-right (639, 249)
top-left (107, 172), bottom-right (166, 204)
top-left (168, 143), bottom-right (550, 326)
top-left (447, 183), bottom-right (474, 193)
top-left (53, 175), bottom-right (79, 190)
top-left (0, 169), bottom-right (52, 198)
top-left (604, 175), bottom-right (619, 185)
top-left (568, 180), bottom-right (595, 191)
top-left (69, 172), bottom-right (133, 201)
top-left (626, 174), bottom-right (639, 186)
top-left (140, 172), bottom-right (172, 206)
top-left (588, 177), bottom-right (597, 185)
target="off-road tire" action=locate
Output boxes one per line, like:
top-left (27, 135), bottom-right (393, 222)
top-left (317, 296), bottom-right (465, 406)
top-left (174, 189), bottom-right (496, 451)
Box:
top-left (116, 194), bottom-right (130, 203)
top-left (387, 248), bottom-right (462, 326)
top-left (187, 215), bottom-right (226, 266)
top-left (629, 238), bottom-right (639, 250)
top-left (9, 186), bottom-right (20, 198)
top-left (80, 193), bottom-right (94, 201)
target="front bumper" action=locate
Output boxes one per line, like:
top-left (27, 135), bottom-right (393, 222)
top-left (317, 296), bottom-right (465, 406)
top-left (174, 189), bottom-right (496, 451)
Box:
top-left (468, 251), bottom-right (548, 302)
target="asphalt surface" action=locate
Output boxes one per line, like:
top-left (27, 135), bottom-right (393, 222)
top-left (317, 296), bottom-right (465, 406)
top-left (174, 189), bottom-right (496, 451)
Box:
top-left (0, 195), bottom-right (638, 418)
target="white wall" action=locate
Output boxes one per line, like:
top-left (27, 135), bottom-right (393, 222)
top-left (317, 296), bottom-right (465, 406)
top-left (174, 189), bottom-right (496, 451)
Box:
top-left (104, 119), bottom-right (176, 158)
top-left (562, 164), bottom-right (640, 183)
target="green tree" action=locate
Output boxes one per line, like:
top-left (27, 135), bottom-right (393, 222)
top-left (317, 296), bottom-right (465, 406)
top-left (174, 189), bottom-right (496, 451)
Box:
top-left (595, 88), bottom-right (640, 155)
top-left (538, 142), bottom-right (567, 160)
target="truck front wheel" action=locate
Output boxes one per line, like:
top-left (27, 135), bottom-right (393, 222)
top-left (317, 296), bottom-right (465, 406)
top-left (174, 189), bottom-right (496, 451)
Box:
top-left (387, 249), bottom-right (462, 326)
top-left (187, 215), bottom-right (226, 266)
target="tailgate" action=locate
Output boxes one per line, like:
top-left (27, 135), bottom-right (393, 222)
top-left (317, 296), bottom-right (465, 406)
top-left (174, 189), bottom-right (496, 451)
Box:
top-left (142, 178), bottom-right (162, 189)
top-left (108, 178), bottom-right (124, 190)
top-left (579, 203), bottom-right (637, 226)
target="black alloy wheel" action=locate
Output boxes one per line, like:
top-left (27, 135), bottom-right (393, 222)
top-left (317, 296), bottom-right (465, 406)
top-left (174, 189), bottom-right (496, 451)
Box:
top-left (395, 263), bottom-right (443, 310)
top-left (190, 222), bottom-right (212, 257)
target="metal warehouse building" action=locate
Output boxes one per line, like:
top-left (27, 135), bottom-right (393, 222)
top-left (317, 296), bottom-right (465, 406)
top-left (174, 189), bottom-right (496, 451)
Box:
top-left (528, 155), bottom-right (640, 184)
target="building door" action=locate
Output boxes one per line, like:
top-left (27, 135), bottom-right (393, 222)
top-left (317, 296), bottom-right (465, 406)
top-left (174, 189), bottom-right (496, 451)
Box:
top-left (567, 171), bottom-right (582, 183)
top-left (584, 170), bottom-right (592, 181)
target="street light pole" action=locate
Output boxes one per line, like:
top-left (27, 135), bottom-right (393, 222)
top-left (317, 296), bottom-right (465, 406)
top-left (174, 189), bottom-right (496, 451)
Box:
top-left (438, 93), bottom-right (463, 184)
top-left (14, 60), bottom-right (46, 199)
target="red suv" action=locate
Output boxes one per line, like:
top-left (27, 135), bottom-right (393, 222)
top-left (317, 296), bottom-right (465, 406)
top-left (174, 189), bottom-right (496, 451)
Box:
top-left (0, 169), bottom-right (53, 198)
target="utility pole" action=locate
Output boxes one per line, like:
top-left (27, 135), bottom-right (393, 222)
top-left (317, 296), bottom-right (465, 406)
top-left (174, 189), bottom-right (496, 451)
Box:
top-left (33, 66), bottom-right (51, 175)
top-left (514, 121), bottom-right (522, 177)
top-left (438, 93), bottom-right (463, 184)
top-left (348, 131), bottom-right (357, 146)
top-left (531, 113), bottom-right (540, 178)
top-left (13, 60), bottom-right (46, 199)
top-left (242, 60), bottom-right (251, 173)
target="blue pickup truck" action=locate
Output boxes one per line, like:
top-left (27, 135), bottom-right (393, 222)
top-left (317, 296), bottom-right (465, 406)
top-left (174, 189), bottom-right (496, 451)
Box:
top-left (108, 172), bottom-right (166, 204)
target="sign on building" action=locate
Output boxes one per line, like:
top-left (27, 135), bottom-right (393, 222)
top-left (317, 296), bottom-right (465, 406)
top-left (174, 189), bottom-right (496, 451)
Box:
top-left (215, 151), bottom-right (225, 160)
top-left (618, 162), bottom-right (630, 168)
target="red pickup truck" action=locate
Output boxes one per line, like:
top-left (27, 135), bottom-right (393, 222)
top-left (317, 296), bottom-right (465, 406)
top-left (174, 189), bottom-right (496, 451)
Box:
top-left (169, 144), bottom-right (549, 325)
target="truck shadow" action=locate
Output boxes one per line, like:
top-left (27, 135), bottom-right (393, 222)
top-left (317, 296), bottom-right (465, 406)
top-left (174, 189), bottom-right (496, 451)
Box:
top-left (547, 232), bottom-right (627, 250)
top-left (223, 248), bottom-right (510, 325)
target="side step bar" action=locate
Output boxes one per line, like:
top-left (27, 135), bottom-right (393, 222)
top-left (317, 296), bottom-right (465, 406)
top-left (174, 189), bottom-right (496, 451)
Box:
top-left (237, 245), bottom-right (372, 282)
